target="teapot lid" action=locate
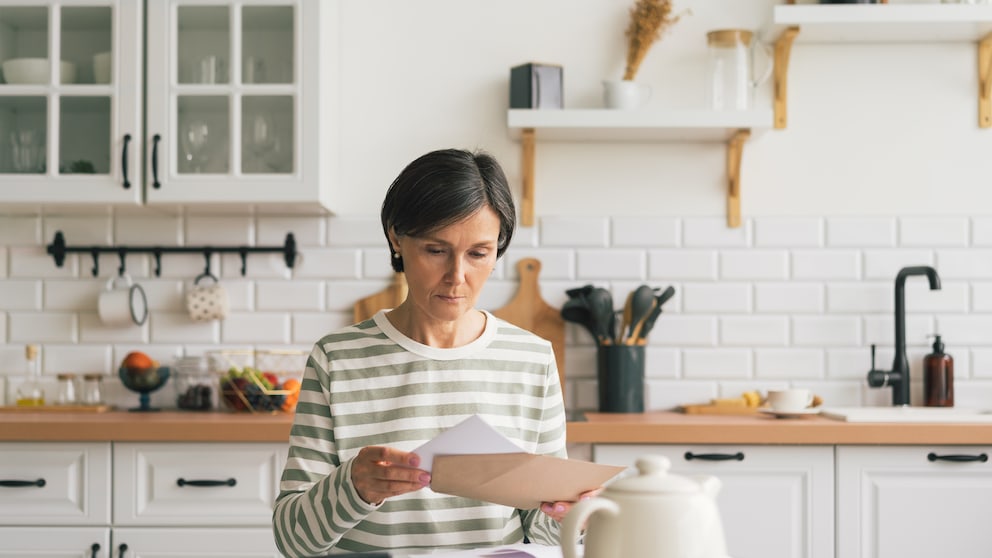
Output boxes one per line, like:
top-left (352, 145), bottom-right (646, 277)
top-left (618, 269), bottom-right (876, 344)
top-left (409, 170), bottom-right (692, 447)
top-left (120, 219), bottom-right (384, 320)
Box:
top-left (606, 455), bottom-right (700, 495)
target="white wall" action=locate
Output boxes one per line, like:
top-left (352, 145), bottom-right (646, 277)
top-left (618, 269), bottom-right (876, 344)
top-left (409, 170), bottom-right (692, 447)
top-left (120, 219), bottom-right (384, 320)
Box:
top-left (2, 0), bottom-right (992, 413)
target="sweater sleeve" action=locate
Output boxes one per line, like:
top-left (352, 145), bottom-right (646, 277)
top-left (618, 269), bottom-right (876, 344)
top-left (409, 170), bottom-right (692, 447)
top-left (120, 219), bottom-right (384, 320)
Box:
top-left (271, 346), bottom-right (380, 558)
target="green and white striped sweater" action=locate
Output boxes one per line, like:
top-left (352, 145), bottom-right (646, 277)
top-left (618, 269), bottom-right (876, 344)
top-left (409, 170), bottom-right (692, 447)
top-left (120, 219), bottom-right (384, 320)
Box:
top-left (272, 310), bottom-right (567, 557)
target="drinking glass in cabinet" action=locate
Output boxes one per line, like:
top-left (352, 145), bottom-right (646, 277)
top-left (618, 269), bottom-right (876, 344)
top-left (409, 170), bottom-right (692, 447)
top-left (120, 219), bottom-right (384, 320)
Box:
top-left (177, 5), bottom-right (230, 85)
top-left (242, 5), bottom-right (295, 84)
top-left (178, 95), bottom-right (230, 174)
top-left (243, 112), bottom-right (276, 173)
top-left (10, 128), bottom-right (45, 173)
top-left (60, 6), bottom-right (112, 85)
top-left (242, 95), bottom-right (293, 174)
top-left (180, 119), bottom-right (211, 173)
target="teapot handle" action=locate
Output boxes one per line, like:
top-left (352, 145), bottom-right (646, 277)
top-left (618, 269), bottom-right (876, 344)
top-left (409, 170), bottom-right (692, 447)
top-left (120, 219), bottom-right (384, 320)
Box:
top-left (561, 498), bottom-right (620, 558)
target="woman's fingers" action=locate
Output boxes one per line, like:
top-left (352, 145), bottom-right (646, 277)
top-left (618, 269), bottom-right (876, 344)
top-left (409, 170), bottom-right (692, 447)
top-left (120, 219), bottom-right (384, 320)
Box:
top-left (352, 446), bottom-right (430, 505)
top-left (540, 488), bottom-right (600, 523)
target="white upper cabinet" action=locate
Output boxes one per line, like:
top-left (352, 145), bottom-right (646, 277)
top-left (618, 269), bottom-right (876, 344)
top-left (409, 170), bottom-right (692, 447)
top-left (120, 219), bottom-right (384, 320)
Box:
top-left (0, 0), bottom-right (337, 211)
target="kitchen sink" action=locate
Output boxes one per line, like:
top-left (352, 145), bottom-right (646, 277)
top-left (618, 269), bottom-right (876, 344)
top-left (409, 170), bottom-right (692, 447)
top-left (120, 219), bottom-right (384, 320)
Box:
top-left (820, 406), bottom-right (992, 423)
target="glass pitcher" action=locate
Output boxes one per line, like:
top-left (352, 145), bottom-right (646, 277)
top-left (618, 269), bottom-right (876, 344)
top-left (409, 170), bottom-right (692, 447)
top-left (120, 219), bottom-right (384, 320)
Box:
top-left (706, 29), bottom-right (771, 111)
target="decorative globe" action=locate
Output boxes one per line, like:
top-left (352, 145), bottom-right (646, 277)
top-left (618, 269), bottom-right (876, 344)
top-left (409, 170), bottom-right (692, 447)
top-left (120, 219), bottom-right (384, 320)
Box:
top-left (118, 366), bottom-right (171, 412)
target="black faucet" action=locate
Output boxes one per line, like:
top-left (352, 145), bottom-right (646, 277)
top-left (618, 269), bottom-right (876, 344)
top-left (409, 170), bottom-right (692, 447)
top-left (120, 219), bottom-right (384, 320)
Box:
top-left (867, 266), bottom-right (941, 406)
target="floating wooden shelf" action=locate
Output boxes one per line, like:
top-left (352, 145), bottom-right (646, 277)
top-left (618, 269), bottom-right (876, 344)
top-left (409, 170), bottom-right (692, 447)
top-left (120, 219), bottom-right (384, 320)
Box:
top-left (507, 108), bottom-right (773, 228)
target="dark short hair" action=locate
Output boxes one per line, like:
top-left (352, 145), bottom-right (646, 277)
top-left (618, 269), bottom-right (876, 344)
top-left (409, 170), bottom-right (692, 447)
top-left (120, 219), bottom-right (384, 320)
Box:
top-left (381, 148), bottom-right (516, 272)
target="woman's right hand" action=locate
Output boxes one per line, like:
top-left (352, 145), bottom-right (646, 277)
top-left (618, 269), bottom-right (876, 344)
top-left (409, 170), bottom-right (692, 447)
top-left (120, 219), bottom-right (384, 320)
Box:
top-left (351, 446), bottom-right (431, 505)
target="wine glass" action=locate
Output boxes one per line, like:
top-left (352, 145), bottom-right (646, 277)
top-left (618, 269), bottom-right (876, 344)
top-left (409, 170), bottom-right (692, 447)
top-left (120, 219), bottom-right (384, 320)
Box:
top-left (180, 119), bottom-right (210, 173)
top-left (245, 112), bottom-right (276, 173)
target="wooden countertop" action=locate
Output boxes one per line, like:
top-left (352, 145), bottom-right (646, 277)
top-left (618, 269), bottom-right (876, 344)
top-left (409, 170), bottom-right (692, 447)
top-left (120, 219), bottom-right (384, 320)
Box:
top-left (3, 410), bottom-right (992, 445)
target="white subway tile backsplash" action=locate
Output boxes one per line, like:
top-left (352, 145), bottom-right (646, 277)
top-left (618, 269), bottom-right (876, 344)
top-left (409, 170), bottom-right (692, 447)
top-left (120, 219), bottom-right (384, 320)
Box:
top-left (827, 348), bottom-right (872, 379)
top-left (972, 348), bottom-right (992, 377)
top-left (683, 283), bottom-right (750, 313)
top-left (721, 316), bottom-right (789, 346)
top-left (220, 252), bottom-right (288, 279)
top-left (899, 217), bottom-right (968, 247)
top-left (115, 215), bottom-right (182, 244)
top-left (0, 248), bottom-right (7, 278)
top-left (221, 312), bottom-right (289, 344)
top-left (8, 313), bottom-right (76, 343)
top-left (864, 315), bottom-right (932, 347)
top-left (953, 381), bottom-right (992, 408)
top-left (645, 380), bottom-right (718, 411)
top-left (973, 217), bottom-right (992, 246)
top-left (150, 313), bottom-right (218, 344)
top-left (683, 218), bottom-right (749, 248)
top-left (644, 347), bottom-right (679, 379)
top-left (973, 282), bottom-right (992, 311)
top-left (292, 312), bottom-right (353, 345)
top-left (648, 250), bottom-right (717, 280)
top-left (10, 246), bottom-right (77, 278)
top-left (827, 217), bottom-right (896, 247)
top-left (220, 279), bottom-right (254, 311)
top-left (256, 280), bottom-right (324, 311)
top-left (827, 283), bottom-right (892, 313)
top-left (754, 218), bottom-right (822, 247)
top-left (936, 249), bottom-right (992, 279)
top-left (574, 378), bottom-right (599, 410)
top-left (566, 346), bottom-right (597, 379)
top-left (541, 217), bottom-right (608, 247)
top-left (156, 253), bottom-right (219, 279)
top-left (904, 282), bottom-right (969, 313)
top-left (807, 381), bottom-right (863, 407)
top-left (0, 216), bottom-right (41, 245)
top-left (43, 345), bottom-right (112, 375)
top-left (935, 316), bottom-right (992, 346)
top-left (78, 314), bottom-right (148, 343)
top-left (292, 248), bottom-right (361, 279)
top-left (361, 249), bottom-right (395, 279)
top-left (683, 349), bottom-right (751, 379)
top-left (755, 349), bottom-right (824, 379)
top-left (258, 216), bottom-right (325, 246)
top-left (863, 250), bottom-right (934, 279)
top-left (140, 280), bottom-right (186, 312)
top-left (0, 280), bottom-right (41, 310)
top-left (327, 280), bottom-right (393, 313)
top-left (576, 250), bottom-right (644, 280)
top-left (512, 225), bottom-right (538, 248)
top-left (327, 216), bottom-right (384, 247)
top-left (649, 315), bottom-right (717, 346)
top-left (792, 250), bottom-right (860, 280)
top-left (44, 216), bottom-right (112, 246)
top-left (720, 251), bottom-right (788, 280)
top-left (503, 251), bottom-right (573, 280)
top-left (0, 345), bottom-right (27, 376)
top-left (186, 216), bottom-right (253, 245)
top-left (792, 316), bottom-right (861, 346)
top-left (612, 217), bottom-right (679, 247)
top-left (0, 312), bottom-right (6, 345)
top-left (755, 283), bottom-right (823, 313)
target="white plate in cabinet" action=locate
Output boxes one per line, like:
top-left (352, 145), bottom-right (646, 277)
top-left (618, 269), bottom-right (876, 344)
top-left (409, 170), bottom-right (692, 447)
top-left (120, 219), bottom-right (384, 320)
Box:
top-left (0, 442), bottom-right (111, 526)
top-left (837, 445), bottom-right (992, 558)
top-left (113, 442), bottom-right (286, 526)
top-left (593, 444), bottom-right (834, 558)
top-left (0, 526), bottom-right (111, 557)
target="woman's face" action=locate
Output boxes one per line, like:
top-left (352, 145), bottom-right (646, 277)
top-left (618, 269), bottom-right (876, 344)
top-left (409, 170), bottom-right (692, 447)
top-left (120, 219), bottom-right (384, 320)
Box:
top-left (392, 206), bottom-right (500, 324)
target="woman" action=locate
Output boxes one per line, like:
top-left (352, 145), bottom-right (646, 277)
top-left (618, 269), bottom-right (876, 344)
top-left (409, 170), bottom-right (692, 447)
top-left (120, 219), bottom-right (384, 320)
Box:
top-left (272, 148), bottom-right (576, 556)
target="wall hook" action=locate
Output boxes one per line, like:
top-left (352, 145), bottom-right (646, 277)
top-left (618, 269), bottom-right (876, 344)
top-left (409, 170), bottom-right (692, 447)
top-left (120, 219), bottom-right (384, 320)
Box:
top-left (117, 248), bottom-right (127, 276)
top-left (153, 249), bottom-right (163, 277)
top-left (196, 251), bottom-right (216, 283)
top-left (90, 248), bottom-right (100, 277)
top-left (239, 247), bottom-right (248, 276)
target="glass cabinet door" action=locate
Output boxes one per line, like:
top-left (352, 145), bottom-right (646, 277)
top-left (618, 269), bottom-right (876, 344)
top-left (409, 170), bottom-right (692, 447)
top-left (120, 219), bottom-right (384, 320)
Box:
top-left (146, 0), bottom-right (306, 205)
top-left (0, 1), bottom-right (142, 204)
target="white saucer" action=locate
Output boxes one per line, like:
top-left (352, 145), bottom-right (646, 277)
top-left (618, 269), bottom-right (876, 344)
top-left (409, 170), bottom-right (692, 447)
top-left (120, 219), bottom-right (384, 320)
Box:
top-left (759, 407), bottom-right (821, 419)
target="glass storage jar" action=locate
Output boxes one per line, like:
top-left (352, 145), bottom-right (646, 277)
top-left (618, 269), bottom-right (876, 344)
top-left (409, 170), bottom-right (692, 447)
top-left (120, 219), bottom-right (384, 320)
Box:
top-left (55, 373), bottom-right (78, 405)
top-left (80, 373), bottom-right (104, 405)
top-left (174, 355), bottom-right (216, 411)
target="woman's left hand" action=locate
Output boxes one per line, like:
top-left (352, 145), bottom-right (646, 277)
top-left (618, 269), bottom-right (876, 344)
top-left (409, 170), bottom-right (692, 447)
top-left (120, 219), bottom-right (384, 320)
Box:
top-left (539, 488), bottom-right (601, 523)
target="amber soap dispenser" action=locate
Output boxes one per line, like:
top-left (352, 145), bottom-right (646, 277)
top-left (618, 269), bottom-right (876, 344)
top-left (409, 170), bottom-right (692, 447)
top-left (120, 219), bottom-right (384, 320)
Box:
top-left (924, 335), bottom-right (954, 407)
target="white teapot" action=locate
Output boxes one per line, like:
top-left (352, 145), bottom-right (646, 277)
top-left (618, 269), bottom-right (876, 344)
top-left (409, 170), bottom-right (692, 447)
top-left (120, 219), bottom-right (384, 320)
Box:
top-left (561, 455), bottom-right (729, 558)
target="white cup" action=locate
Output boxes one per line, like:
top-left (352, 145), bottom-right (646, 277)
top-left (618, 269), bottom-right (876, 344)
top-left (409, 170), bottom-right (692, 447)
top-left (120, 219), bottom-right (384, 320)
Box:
top-left (194, 55), bottom-right (226, 84)
top-left (93, 51), bottom-right (111, 84)
top-left (603, 80), bottom-right (652, 109)
top-left (185, 274), bottom-right (229, 322)
top-left (766, 389), bottom-right (814, 413)
top-left (97, 274), bottom-right (148, 327)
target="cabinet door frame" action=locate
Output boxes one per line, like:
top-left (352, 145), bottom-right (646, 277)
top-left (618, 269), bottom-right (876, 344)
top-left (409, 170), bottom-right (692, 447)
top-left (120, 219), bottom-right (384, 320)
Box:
top-left (0, 526), bottom-right (111, 557)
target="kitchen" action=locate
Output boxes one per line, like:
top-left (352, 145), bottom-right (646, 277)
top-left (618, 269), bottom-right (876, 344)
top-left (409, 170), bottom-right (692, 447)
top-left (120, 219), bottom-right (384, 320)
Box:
top-left (2, 0), bottom-right (992, 557)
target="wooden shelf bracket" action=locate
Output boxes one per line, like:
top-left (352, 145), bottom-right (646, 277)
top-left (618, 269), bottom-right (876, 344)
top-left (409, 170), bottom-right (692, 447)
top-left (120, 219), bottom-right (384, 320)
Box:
top-left (726, 129), bottom-right (750, 228)
top-left (521, 128), bottom-right (536, 227)
top-left (774, 26), bottom-right (800, 130)
top-left (980, 33), bottom-right (992, 128)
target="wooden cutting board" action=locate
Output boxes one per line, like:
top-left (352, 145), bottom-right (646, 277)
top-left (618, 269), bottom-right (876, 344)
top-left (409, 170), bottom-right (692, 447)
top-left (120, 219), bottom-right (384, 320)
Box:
top-left (353, 272), bottom-right (408, 323)
top-left (492, 258), bottom-right (566, 388)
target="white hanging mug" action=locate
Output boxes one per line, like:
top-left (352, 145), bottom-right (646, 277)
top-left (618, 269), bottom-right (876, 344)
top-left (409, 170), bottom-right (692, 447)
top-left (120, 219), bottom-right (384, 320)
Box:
top-left (185, 274), bottom-right (229, 322)
top-left (97, 273), bottom-right (148, 327)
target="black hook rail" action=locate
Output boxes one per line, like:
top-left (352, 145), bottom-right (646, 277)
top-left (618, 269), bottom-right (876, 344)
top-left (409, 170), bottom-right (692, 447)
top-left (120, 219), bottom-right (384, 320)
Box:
top-left (46, 231), bottom-right (297, 278)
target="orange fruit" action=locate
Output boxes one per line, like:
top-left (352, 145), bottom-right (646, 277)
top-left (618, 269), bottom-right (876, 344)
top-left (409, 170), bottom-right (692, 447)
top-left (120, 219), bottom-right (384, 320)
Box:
top-left (122, 351), bottom-right (154, 369)
top-left (281, 378), bottom-right (302, 411)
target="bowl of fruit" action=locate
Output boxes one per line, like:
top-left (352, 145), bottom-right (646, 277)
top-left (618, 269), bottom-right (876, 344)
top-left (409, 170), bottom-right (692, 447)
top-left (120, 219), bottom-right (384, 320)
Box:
top-left (118, 351), bottom-right (171, 412)
top-left (218, 366), bottom-right (301, 413)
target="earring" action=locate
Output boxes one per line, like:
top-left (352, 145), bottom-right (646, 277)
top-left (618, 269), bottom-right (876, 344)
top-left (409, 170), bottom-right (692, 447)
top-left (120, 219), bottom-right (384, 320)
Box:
top-left (392, 252), bottom-right (401, 260)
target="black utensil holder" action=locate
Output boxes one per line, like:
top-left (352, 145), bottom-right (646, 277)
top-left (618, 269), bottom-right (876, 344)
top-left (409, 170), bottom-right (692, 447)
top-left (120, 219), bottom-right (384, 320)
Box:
top-left (596, 344), bottom-right (645, 413)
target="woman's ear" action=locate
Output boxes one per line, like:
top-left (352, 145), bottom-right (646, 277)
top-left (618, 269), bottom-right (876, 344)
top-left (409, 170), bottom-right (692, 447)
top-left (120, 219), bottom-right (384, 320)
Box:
top-left (387, 228), bottom-right (401, 254)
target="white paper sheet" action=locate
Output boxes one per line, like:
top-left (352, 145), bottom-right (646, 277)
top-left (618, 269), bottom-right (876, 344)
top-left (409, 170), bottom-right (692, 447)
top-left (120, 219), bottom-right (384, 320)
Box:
top-left (412, 415), bottom-right (524, 472)
top-left (406, 543), bottom-right (570, 558)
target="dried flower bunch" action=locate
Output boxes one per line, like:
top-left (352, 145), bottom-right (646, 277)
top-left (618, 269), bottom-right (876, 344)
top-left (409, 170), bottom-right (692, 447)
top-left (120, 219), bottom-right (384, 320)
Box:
top-left (623, 0), bottom-right (683, 81)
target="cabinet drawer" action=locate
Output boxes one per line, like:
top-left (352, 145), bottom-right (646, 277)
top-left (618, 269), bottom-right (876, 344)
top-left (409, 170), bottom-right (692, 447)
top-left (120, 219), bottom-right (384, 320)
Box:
top-left (113, 442), bottom-right (287, 526)
top-left (0, 442), bottom-right (111, 525)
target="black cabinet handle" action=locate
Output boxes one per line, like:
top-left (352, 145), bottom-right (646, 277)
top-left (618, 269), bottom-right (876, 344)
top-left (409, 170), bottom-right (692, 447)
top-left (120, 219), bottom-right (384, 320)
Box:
top-left (118, 543), bottom-right (128, 558)
top-left (177, 477), bottom-right (236, 487)
top-left (90, 543), bottom-right (101, 558)
top-left (684, 451), bottom-right (745, 462)
top-left (151, 134), bottom-right (161, 188)
top-left (927, 452), bottom-right (988, 463)
top-left (0, 478), bottom-right (46, 487)
top-left (121, 133), bottom-right (131, 189)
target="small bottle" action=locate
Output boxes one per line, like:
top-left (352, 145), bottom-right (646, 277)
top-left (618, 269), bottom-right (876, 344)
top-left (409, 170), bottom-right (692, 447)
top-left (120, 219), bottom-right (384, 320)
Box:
top-left (924, 335), bottom-right (954, 407)
top-left (55, 373), bottom-right (78, 405)
top-left (15, 345), bottom-right (45, 406)
top-left (81, 374), bottom-right (105, 406)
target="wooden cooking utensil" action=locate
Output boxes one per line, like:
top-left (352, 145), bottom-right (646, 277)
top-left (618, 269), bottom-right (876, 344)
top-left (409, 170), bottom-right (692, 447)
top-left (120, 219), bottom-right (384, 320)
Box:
top-left (353, 272), bottom-right (408, 323)
top-left (492, 258), bottom-right (566, 388)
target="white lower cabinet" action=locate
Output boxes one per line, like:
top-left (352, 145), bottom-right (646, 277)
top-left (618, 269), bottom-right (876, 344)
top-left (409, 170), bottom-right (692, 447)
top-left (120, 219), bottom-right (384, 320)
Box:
top-left (111, 527), bottom-right (281, 557)
top-left (593, 444), bottom-right (834, 558)
top-left (836, 445), bottom-right (992, 558)
top-left (0, 527), bottom-right (110, 557)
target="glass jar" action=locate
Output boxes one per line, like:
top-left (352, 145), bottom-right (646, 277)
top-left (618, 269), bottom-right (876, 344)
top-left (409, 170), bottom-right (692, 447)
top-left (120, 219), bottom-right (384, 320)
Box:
top-left (706, 29), bottom-right (771, 111)
top-left (80, 373), bottom-right (104, 406)
top-left (174, 356), bottom-right (216, 411)
top-left (55, 373), bottom-right (78, 405)
top-left (15, 345), bottom-right (45, 407)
